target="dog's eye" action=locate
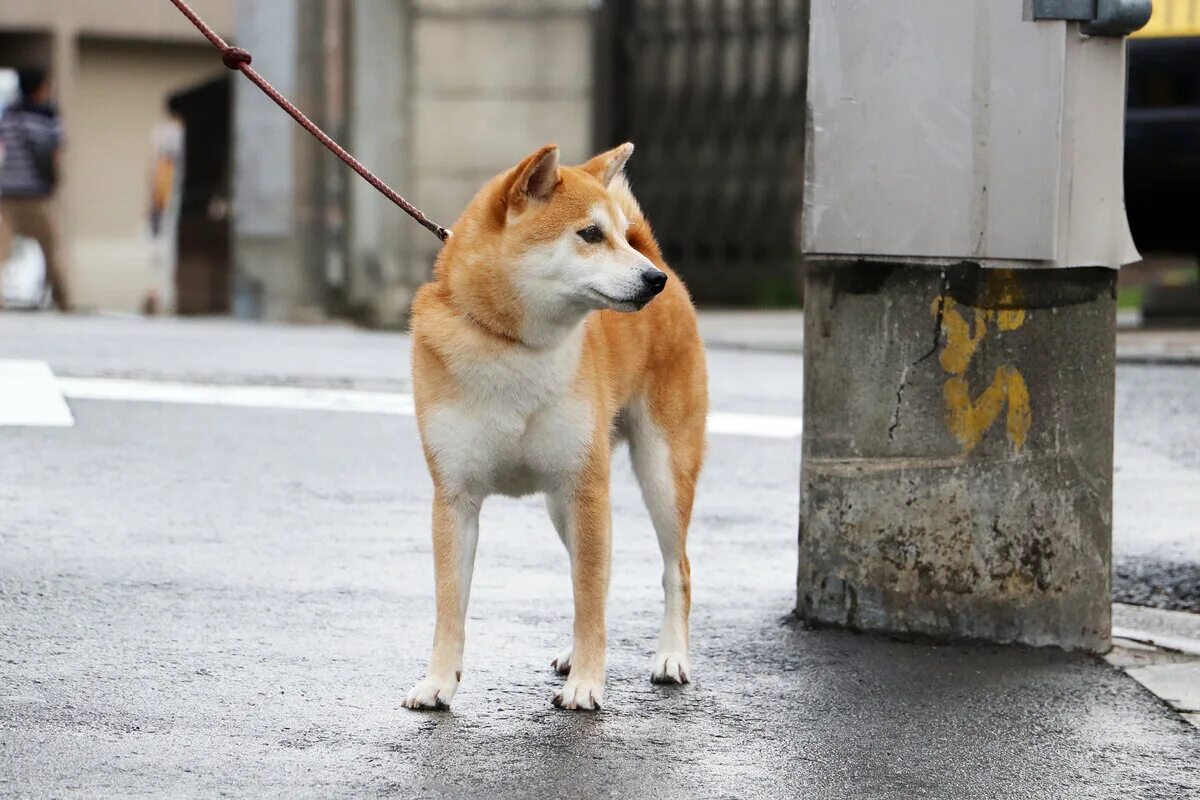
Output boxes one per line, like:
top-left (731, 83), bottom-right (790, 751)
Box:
top-left (577, 225), bottom-right (604, 244)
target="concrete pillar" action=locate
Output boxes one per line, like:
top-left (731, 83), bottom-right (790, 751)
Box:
top-left (798, 1), bottom-right (1144, 651)
top-left (234, 0), bottom-right (592, 326)
top-left (345, 0), bottom-right (414, 328)
top-left (364, 0), bottom-right (590, 326)
top-left (800, 263), bottom-right (1115, 649)
top-left (231, 0), bottom-right (327, 321)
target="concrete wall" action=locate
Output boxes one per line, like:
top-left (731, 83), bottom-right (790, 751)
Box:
top-left (232, 0), bottom-right (593, 324)
top-left (800, 263), bottom-right (1116, 650)
top-left (70, 40), bottom-right (222, 311)
top-left (344, 0), bottom-right (413, 324)
top-left (346, 0), bottom-right (594, 326)
top-left (230, 0), bottom-right (321, 321)
top-left (0, 0), bottom-right (234, 40)
top-left (6, 0), bottom-right (593, 318)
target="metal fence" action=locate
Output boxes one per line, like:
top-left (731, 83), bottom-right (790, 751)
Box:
top-left (596, 0), bottom-right (809, 305)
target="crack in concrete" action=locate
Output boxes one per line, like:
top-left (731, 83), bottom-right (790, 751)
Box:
top-left (888, 273), bottom-right (948, 441)
top-left (887, 364), bottom-right (911, 441)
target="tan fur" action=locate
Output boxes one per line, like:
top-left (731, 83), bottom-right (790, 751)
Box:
top-left (406, 143), bottom-right (708, 711)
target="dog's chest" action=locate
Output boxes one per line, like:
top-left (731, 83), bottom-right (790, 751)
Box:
top-left (422, 341), bottom-right (593, 497)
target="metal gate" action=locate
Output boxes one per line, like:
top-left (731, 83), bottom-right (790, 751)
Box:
top-left (596, 0), bottom-right (809, 306)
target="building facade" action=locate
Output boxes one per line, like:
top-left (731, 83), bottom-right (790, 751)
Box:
top-left (3, 0), bottom-right (808, 320)
top-left (232, 0), bottom-right (812, 325)
top-left (0, 0), bottom-right (235, 312)
top-left (231, 0), bottom-right (594, 326)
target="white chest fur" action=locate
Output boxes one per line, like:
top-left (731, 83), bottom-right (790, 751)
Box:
top-left (421, 329), bottom-right (594, 498)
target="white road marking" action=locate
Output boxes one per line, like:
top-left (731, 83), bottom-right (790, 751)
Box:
top-left (1114, 440), bottom-right (1200, 564)
top-left (55, 377), bottom-right (415, 416)
top-left (708, 411), bottom-right (803, 439)
top-left (0, 360), bottom-right (75, 427)
top-left (54, 376), bottom-right (801, 440)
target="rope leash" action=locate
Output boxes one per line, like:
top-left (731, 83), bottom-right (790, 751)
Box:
top-left (168, 0), bottom-right (451, 242)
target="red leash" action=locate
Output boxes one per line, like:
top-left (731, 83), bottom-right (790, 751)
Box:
top-left (168, 0), bottom-right (451, 243)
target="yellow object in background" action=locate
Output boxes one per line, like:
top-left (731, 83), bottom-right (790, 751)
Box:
top-left (1132, 0), bottom-right (1200, 38)
top-left (151, 156), bottom-right (175, 214)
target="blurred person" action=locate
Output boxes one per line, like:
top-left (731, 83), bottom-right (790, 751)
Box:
top-left (143, 95), bottom-right (185, 315)
top-left (0, 67), bottom-right (70, 311)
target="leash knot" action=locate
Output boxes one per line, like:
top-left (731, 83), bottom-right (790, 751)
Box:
top-left (221, 47), bottom-right (252, 70)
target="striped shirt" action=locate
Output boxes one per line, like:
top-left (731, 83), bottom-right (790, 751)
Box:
top-left (0, 104), bottom-right (64, 198)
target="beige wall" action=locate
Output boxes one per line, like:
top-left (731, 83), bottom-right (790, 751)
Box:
top-left (1, 0), bottom-right (233, 311)
top-left (0, 0), bottom-right (234, 41)
top-left (390, 0), bottom-right (593, 323)
top-left (69, 40), bottom-right (223, 311)
top-left (339, 0), bottom-right (595, 325)
top-left (410, 3), bottom-right (594, 229)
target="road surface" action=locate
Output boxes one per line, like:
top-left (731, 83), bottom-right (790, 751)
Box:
top-left (2, 312), bottom-right (1197, 798)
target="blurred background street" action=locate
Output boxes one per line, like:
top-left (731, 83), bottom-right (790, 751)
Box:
top-left (2, 0), bottom-right (1197, 325)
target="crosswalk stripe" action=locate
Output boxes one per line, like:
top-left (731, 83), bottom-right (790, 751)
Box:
top-left (0, 360), bottom-right (75, 427)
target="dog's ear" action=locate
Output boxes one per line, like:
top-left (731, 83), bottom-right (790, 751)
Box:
top-left (581, 142), bottom-right (634, 187)
top-left (510, 144), bottom-right (561, 205)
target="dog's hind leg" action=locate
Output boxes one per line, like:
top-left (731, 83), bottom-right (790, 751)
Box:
top-left (627, 399), bottom-right (702, 685)
top-left (404, 489), bottom-right (481, 710)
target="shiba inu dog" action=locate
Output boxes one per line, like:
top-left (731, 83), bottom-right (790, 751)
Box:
top-left (404, 143), bottom-right (707, 711)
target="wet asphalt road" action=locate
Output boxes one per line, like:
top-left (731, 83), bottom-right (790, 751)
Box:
top-left (2, 313), bottom-right (1196, 611)
top-left (2, 314), bottom-right (1199, 797)
top-left (1113, 364), bottom-right (1200, 612)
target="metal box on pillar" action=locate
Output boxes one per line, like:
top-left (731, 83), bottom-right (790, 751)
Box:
top-left (798, 0), bottom-right (1148, 651)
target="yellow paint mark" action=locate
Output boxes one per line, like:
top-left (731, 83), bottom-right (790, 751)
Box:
top-left (935, 298), bottom-right (986, 375)
top-left (932, 277), bottom-right (1031, 454)
top-left (996, 308), bottom-right (1025, 332)
top-left (942, 367), bottom-right (1031, 452)
top-left (1005, 369), bottom-right (1031, 450)
top-left (989, 270), bottom-right (1026, 331)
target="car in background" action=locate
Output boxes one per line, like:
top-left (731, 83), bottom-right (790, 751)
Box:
top-left (1124, 0), bottom-right (1200, 323)
top-left (1125, 0), bottom-right (1200, 255)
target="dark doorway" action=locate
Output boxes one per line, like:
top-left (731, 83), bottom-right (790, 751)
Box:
top-left (0, 31), bottom-right (52, 74)
top-left (595, 0), bottom-right (809, 306)
top-left (171, 75), bottom-right (232, 315)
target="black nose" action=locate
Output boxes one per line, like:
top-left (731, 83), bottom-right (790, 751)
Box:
top-left (642, 268), bottom-right (668, 295)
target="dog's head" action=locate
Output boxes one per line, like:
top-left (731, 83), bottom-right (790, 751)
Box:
top-left (442, 143), bottom-right (666, 344)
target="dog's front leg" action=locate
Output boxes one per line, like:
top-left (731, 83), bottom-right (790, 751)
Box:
top-left (404, 489), bottom-right (481, 710)
top-left (552, 472), bottom-right (611, 711)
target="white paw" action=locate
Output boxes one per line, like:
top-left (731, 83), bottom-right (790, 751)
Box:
top-left (403, 673), bottom-right (459, 710)
top-left (650, 651), bottom-right (690, 685)
top-left (553, 677), bottom-right (604, 711)
top-left (550, 647), bottom-right (572, 675)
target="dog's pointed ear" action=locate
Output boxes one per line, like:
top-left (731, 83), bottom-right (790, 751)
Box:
top-left (511, 144), bottom-right (561, 204)
top-left (581, 142), bottom-right (634, 187)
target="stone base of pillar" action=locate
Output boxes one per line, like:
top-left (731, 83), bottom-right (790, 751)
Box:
top-left (799, 262), bottom-right (1116, 651)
